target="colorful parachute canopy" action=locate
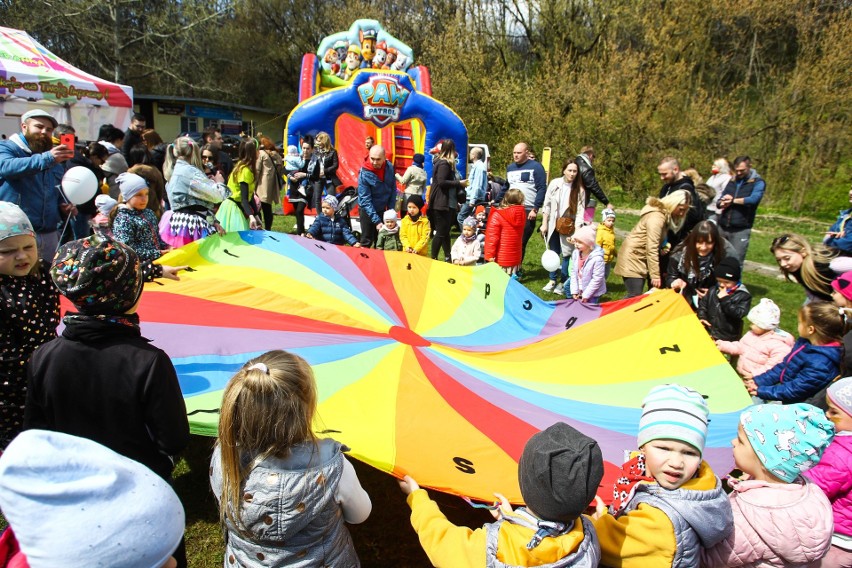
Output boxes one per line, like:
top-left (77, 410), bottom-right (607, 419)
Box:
top-left (140, 232), bottom-right (751, 504)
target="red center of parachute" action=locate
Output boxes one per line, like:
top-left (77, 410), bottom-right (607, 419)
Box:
top-left (388, 326), bottom-right (431, 347)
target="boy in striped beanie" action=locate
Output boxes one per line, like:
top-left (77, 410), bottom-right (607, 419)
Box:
top-left (593, 384), bottom-right (734, 567)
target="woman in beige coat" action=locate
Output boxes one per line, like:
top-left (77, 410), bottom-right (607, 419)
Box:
top-left (256, 136), bottom-right (284, 231)
top-left (614, 189), bottom-right (691, 297)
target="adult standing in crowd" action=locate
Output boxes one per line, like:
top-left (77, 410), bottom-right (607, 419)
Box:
top-left (458, 146), bottom-right (487, 229)
top-left (202, 126), bottom-right (234, 182)
top-left (396, 152), bottom-right (427, 206)
top-left (705, 157), bottom-right (732, 220)
top-left (717, 156), bottom-right (766, 266)
top-left (429, 139), bottom-right (467, 261)
top-left (657, 156), bottom-right (703, 248)
top-left (575, 145), bottom-right (611, 212)
top-left (540, 159), bottom-right (587, 294)
top-left (99, 125), bottom-right (128, 199)
top-left (505, 142), bottom-right (546, 263)
top-left (313, 132), bottom-right (342, 213)
top-left (357, 144), bottom-right (396, 247)
top-left (825, 184), bottom-right (852, 256)
top-left (255, 136), bottom-right (284, 231)
top-left (121, 113), bottom-right (146, 164)
top-left (0, 110), bottom-right (74, 259)
top-left (142, 129), bottom-right (168, 175)
top-left (56, 124), bottom-right (95, 241)
top-left (615, 190), bottom-right (693, 298)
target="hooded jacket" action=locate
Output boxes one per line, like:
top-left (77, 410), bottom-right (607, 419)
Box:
top-left (613, 197), bottom-right (668, 280)
top-left (804, 434), bottom-right (852, 538)
top-left (485, 204), bottom-right (526, 269)
top-left (570, 245), bottom-right (607, 300)
top-left (752, 337), bottom-right (842, 403)
top-left (696, 282), bottom-right (752, 342)
top-left (701, 477), bottom-right (833, 567)
top-left (716, 330), bottom-right (795, 377)
top-left (594, 461), bottom-right (733, 568)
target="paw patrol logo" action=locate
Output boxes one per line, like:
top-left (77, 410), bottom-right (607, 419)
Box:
top-left (357, 75), bottom-right (410, 127)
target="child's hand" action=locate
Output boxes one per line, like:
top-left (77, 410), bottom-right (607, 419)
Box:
top-left (741, 371), bottom-right (753, 380)
top-left (305, 233), bottom-right (314, 239)
top-left (398, 475), bottom-right (420, 495)
top-left (160, 265), bottom-right (188, 281)
top-left (699, 319), bottom-right (712, 328)
top-left (746, 381), bottom-right (758, 396)
top-left (717, 287), bottom-right (729, 299)
top-left (670, 278), bottom-right (686, 293)
top-left (353, 243), bottom-right (361, 248)
top-left (490, 492), bottom-right (513, 520)
top-left (592, 495), bottom-right (608, 520)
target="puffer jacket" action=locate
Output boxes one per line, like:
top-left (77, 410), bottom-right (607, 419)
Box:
top-left (484, 204), bottom-right (525, 269)
top-left (306, 214), bottom-right (358, 246)
top-left (825, 208), bottom-right (852, 255)
top-left (570, 245), bottom-right (607, 300)
top-left (701, 477), bottom-right (833, 567)
top-left (753, 337), bottom-right (842, 403)
top-left (716, 330), bottom-right (795, 377)
top-left (613, 197), bottom-right (668, 280)
top-left (804, 435), bottom-right (852, 538)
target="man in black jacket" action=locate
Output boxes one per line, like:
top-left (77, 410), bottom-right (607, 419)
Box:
top-left (575, 146), bottom-right (612, 210)
top-left (658, 156), bottom-right (704, 248)
top-left (121, 112), bottom-right (146, 164)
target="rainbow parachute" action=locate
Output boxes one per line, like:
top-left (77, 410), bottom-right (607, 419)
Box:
top-left (139, 232), bottom-right (751, 503)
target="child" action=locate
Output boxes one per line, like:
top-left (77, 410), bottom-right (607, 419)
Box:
top-left (702, 403), bottom-right (834, 567)
top-left (306, 195), bottom-right (360, 247)
top-left (597, 208), bottom-right (617, 278)
top-left (400, 194), bottom-right (430, 256)
top-left (25, 233), bottom-right (190, 483)
top-left (0, 429), bottom-right (185, 568)
top-left (285, 144), bottom-right (304, 175)
top-left (697, 256), bottom-right (752, 341)
top-left (666, 220), bottom-right (727, 310)
top-left (804, 378), bottom-right (852, 566)
top-left (484, 188), bottom-right (526, 277)
top-left (744, 301), bottom-right (845, 404)
top-left (216, 139), bottom-right (261, 232)
top-left (715, 298), bottom-right (795, 378)
top-left (451, 216), bottom-right (482, 266)
top-left (210, 350), bottom-right (371, 566)
top-left (111, 172), bottom-right (170, 261)
top-left (376, 209), bottom-right (403, 251)
top-left (831, 271), bottom-right (852, 377)
top-left (0, 202), bottom-right (59, 448)
top-left (570, 224), bottom-right (607, 303)
top-left (398, 422), bottom-right (604, 567)
top-left (92, 194), bottom-right (117, 229)
top-left (593, 384), bottom-right (733, 568)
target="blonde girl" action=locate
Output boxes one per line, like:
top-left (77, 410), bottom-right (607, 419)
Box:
top-left (216, 138), bottom-right (261, 232)
top-left (211, 350), bottom-right (371, 567)
top-left (771, 233), bottom-right (842, 303)
top-left (744, 301), bottom-right (846, 404)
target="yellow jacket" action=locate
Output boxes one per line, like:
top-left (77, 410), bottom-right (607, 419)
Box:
top-left (593, 461), bottom-right (722, 568)
top-left (407, 489), bottom-right (594, 567)
top-left (400, 215), bottom-right (430, 255)
top-left (596, 224), bottom-right (617, 263)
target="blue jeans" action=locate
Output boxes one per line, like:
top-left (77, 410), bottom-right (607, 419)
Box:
top-left (457, 202), bottom-right (474, 229)
top-left (547, 232), bottom-right (569, 283)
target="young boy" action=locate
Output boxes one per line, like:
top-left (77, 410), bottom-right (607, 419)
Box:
top-left (697, 257), bottom-right (752, 341)
top-left (596, 209), bottom-right (617, 278)
top-left (400, 194), bottom-right (430, 256)
top-left (593, 384), bottom-right (733, 567)
top-left (376, 209), bottom-right (403, 251)
top-left (305, 195), bottom-right (360, 247)
top-left (399, 422), bottom-right (604, 567)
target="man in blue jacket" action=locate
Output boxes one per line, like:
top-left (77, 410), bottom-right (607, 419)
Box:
top-left (0, 110), bottom-right (75, 259)
top-left (717, 156), bottom-right (766, 266)
top-left (358, 144), bottom-right (397, 247)
top-left (505, 142), bottom-right (546, 263)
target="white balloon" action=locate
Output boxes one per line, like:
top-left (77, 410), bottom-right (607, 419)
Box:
top-left (61, 166), bottom-right (98, 205)
top-left (541, 249), bottom-right (561, 272)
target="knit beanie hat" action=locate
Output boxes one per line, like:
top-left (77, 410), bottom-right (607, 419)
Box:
top-left (475, 205), bottom-right (486, 216)
top-left (116, 172), bottom-right (148, 201)
top-left (601, 208), bottom-right (616, 221)
top-left (0, 430), bottom-right (184, 568)
top-left (573, 225), bottom-right (597, 247)
top-left (383, 209), bottom-right (398, 223)
top-left (638, 384), bottom-right (709, 454)
top-left (0, 201), bottom-right (35, 242)
top-left (740, 403), bottom-right (834, 482)
top-left (51, 233), bottom-right (144, 315)
top-left (406, 194), bottom-right (424, 210)
top-left (747, 298), bottom-right (781, 331)
top-left (412, 153), bottom-right (425, 167)
top-left (715, 256), bottom-right (741, 281)
top-left (322, 194), bottom-right (339, 210)
top-left (462, 216), bottom-right (478, 228)
top-left (828, 377), bottom-right (852, 420)
top-left (832, 272), bottom-right (852, 302)
top-left (95, 194), bottom-right (118, 217)
top-left (518, 422), bottom-right (604, 523)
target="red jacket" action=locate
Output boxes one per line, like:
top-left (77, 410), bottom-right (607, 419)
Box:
top-left (484, 205), bottom-right (526, 268)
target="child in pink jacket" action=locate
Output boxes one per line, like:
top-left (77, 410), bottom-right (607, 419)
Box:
top-left (804, 377), bottom-right (852, 567)
top-left (716, 298), bottom-right (795, 378)
top-left (702, 403), bottom-right (835, 568)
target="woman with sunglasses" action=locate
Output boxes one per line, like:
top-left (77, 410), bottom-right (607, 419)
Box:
top-left (201, 145), bottom-right (225, 183)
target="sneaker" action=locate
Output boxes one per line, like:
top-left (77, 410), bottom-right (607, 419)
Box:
top-left (542, 280), bottom-right (556, 292)
top-left (553, 283), bottom-right (564, 295)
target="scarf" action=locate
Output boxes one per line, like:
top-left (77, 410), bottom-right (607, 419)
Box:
top-left (610, 453), bottom-right (654, 515)
top-left (63, 312), bottom-right (141, 332)
top-left (382, 223), bottom-right (400, 234)
top-left (461, 232), bottom-right (476, 244)
top-left (364, 161), bottom-right (386, 182)
top-left (408, 212), bottom-right (421, 222)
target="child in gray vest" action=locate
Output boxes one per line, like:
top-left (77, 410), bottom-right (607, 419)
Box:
top-left (398, 422), bottom-right (604, 567)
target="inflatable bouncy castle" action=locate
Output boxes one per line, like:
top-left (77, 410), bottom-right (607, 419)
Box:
top-left (285, 20), bottom-right (468, 192)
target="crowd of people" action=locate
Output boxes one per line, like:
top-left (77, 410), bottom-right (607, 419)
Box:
top-left (4, 109), bottom-right (852, 566)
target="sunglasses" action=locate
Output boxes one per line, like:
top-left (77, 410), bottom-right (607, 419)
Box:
top-left (771, 234), bottom-right (790, 249)
top-left (202, 154), bottom-right (216, 160)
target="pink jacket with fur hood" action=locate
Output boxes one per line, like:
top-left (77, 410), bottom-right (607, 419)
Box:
top-left (701, 477), bottom-right (833, 567)
top-left (804, 435), bottom-right (852, 537)
top-left (716, 330), bottom-right (795, 377)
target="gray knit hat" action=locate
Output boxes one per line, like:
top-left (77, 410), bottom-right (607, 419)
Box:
top-left (0, 201), bottom-right (35, 242)
top-left (518, 422), bottom-right (604, 522)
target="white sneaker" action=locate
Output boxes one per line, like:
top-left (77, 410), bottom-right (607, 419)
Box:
top-left (542, 280), bottom-right (556, 292)
top-left (553, 283), bottom-right (564, 295)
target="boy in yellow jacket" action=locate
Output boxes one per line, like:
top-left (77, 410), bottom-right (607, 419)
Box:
top-left (592, 384), bottom-right (733, 568)
top-left (596, 208), bottom-right (617, 278)
top-left (398, 422), bottom-right (604, 567)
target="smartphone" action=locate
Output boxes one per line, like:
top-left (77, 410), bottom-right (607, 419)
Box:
top-left (60, 133), bottom-right (75, 148)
